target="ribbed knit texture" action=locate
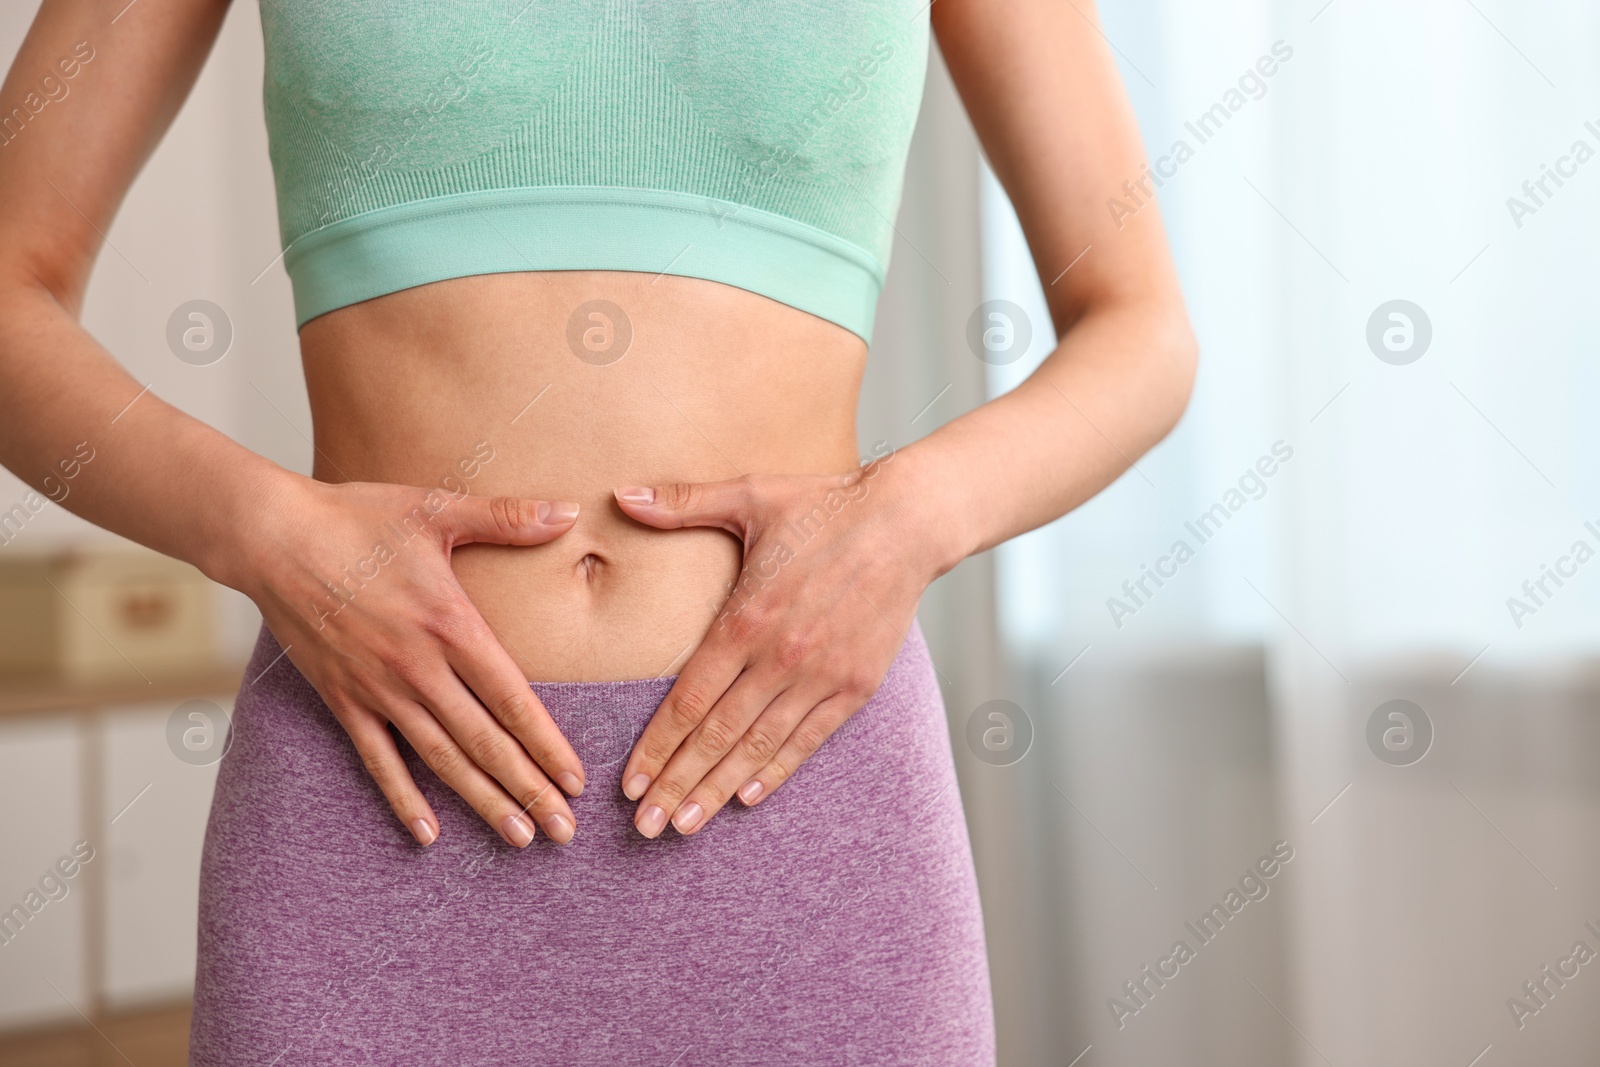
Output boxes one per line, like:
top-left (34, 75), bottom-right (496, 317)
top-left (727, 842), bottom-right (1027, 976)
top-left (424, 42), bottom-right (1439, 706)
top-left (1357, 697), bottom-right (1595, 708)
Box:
top-left (258, 0), bottom-right (929, 334)
top-left (190, 622), bottom-right (995, 1065)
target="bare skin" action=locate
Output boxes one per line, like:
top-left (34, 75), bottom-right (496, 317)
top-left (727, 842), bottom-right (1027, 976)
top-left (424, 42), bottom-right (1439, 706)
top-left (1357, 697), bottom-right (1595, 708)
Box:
top-left (301, 268), bottom-right (865, 684)
top-left (0, 0), bottom-right (1195, 847)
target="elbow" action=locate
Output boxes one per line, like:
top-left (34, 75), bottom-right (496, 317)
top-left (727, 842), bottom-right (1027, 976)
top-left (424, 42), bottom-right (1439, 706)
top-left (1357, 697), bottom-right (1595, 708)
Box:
top-left (1058, 288), bottom-right (1198, 446)
top-left (1150, 309), bottom-right (1198, 442)
top-left (0, 262), bottom-right (80, 323)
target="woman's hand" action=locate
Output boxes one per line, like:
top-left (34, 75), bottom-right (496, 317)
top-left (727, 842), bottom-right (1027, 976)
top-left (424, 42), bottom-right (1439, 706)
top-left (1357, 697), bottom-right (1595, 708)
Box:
top-left (612, 455), bottom-right (950, 838)
top-left (238, 474), bottom-right (587, 848)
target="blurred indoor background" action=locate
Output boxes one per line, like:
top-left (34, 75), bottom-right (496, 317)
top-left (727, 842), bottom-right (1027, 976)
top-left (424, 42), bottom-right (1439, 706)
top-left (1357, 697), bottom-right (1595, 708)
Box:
top-left (3, 1), bottom-right (1598, 1065)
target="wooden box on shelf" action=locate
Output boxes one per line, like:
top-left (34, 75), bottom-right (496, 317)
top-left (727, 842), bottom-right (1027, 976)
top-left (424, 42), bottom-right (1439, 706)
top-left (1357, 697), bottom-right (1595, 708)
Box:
top-left (0, 546), bottom-right (215, 682)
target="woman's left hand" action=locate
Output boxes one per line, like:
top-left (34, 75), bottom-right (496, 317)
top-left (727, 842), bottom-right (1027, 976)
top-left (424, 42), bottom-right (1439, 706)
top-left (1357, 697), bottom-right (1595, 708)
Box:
top-left (613, 455), bottom-right (944, 837)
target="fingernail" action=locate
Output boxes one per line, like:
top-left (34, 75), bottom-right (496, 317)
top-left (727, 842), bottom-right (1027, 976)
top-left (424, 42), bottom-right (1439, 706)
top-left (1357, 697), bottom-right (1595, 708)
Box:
top-left (623, 773), bottom-right (651, 800)
top-left (637, 804), bottom-right (667, 837)
top-left (672, 802), bottom-right (704, 834)
top-left (616, 486), bottom-right (654, 505)
top-left (501, 812), bottom-right (535, 848)
top-left (737, 780), bottom-right (764, 806)
top-left (557, 772), bottom-right (584, 797)
top-left (537, 500), bottom-right (580, 523)
top-left (545, 812), bottom-right (575, 845)
top-left (410, 819), bottom-right (437, 845)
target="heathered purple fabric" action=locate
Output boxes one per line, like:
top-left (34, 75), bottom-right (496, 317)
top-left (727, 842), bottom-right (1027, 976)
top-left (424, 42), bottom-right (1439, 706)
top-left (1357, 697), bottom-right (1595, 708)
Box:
top-left (190, 623), bottom-right (994, 1066)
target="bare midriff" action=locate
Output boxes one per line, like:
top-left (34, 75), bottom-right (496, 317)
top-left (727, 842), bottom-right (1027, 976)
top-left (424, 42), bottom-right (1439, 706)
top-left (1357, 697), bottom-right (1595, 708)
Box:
top-left (299, 270), bottom-right (868, 682)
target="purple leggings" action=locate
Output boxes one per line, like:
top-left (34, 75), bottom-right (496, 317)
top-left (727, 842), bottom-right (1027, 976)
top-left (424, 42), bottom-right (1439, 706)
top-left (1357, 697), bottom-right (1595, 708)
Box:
top-left (189, 623), bottom-right (994, 1065)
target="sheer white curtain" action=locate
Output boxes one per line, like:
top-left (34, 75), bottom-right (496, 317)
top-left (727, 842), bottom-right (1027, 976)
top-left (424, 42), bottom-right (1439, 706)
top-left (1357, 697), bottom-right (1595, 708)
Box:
top-left (962, 1), bottom-right (1600, 1063)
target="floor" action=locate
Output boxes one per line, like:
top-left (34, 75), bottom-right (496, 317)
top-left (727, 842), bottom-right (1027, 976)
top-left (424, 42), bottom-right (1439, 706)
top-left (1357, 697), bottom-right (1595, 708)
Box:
top-left (0, 1003), bottom-right (190, 1067)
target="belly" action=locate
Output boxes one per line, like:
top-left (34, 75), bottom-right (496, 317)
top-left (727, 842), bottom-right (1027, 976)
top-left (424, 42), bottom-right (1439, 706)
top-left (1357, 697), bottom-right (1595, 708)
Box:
top-left (298, 270), bottom-right (867, 681)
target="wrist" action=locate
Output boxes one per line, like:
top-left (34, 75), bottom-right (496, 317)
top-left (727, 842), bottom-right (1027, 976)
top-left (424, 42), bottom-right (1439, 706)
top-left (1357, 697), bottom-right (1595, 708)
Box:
top-left (201, 463), bottom-right (318, 596)
top-left (865, 442), bottom-right (977, 583)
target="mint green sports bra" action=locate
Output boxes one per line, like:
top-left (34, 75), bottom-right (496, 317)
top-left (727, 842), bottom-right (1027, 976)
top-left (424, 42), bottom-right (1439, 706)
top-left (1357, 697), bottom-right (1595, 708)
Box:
top-left (259, 0), bottom-right (930, 342)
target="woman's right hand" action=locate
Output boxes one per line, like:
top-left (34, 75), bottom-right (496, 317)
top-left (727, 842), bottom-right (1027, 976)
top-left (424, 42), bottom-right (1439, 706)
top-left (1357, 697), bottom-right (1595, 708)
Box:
top-left (234, 474), bottom-right (586, 848)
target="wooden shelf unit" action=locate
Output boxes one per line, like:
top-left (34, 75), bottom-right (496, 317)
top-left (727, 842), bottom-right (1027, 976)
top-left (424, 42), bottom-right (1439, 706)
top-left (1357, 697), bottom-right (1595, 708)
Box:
top-left (0, 664), bottom-right (247, 721)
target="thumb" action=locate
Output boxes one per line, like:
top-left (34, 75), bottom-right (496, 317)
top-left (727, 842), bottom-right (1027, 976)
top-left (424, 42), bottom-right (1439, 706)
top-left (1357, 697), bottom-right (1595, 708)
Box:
top-left (614, 478), bottom-right (753, 536)
top-left (439, 495), bottom-right (579, 548)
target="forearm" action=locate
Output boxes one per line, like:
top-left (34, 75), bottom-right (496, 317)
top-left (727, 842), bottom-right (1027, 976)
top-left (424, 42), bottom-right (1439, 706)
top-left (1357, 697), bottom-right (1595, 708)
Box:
top-left (893, 300), bottom-right (1196, 576)
top-left (0, 278), bottom-right (294, 589)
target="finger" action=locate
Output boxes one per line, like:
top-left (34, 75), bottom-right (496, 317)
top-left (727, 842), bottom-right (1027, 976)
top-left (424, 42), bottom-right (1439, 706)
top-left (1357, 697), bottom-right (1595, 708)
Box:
top-left (632, 673), bottom-right (782, 838)
top-left (391, 674), bottom-right (577, 845)
top-left (342, 705), bottom-right (440, 845)
top-left (439, 495), bottom-right (580, 549)
top-left (735, 693), bottom-right (861, 809)
top-left (620, 641), bottom-right (746, 803)
top-left (421, 674), bottom-right (579, 844)
top-left (613, 477), bottom-right (755, 535)
top-left (668, 687), bottom-right (817, 835)
top-left (386, 699), bottom-right (562, 847)
top-left (441, 617), bottom-right (586, 798)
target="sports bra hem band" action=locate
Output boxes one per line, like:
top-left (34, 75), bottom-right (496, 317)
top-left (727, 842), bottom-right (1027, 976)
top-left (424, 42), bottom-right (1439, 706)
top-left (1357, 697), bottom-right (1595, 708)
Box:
top-left (282, 185), bottom-right (887, 341)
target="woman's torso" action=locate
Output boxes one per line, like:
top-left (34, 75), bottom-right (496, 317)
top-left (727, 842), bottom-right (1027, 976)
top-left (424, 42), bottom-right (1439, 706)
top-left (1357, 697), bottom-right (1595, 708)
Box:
top-left (264, 0), bottom-right (929, 679)
top-left (302, 270), bottom-right (865, 680)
